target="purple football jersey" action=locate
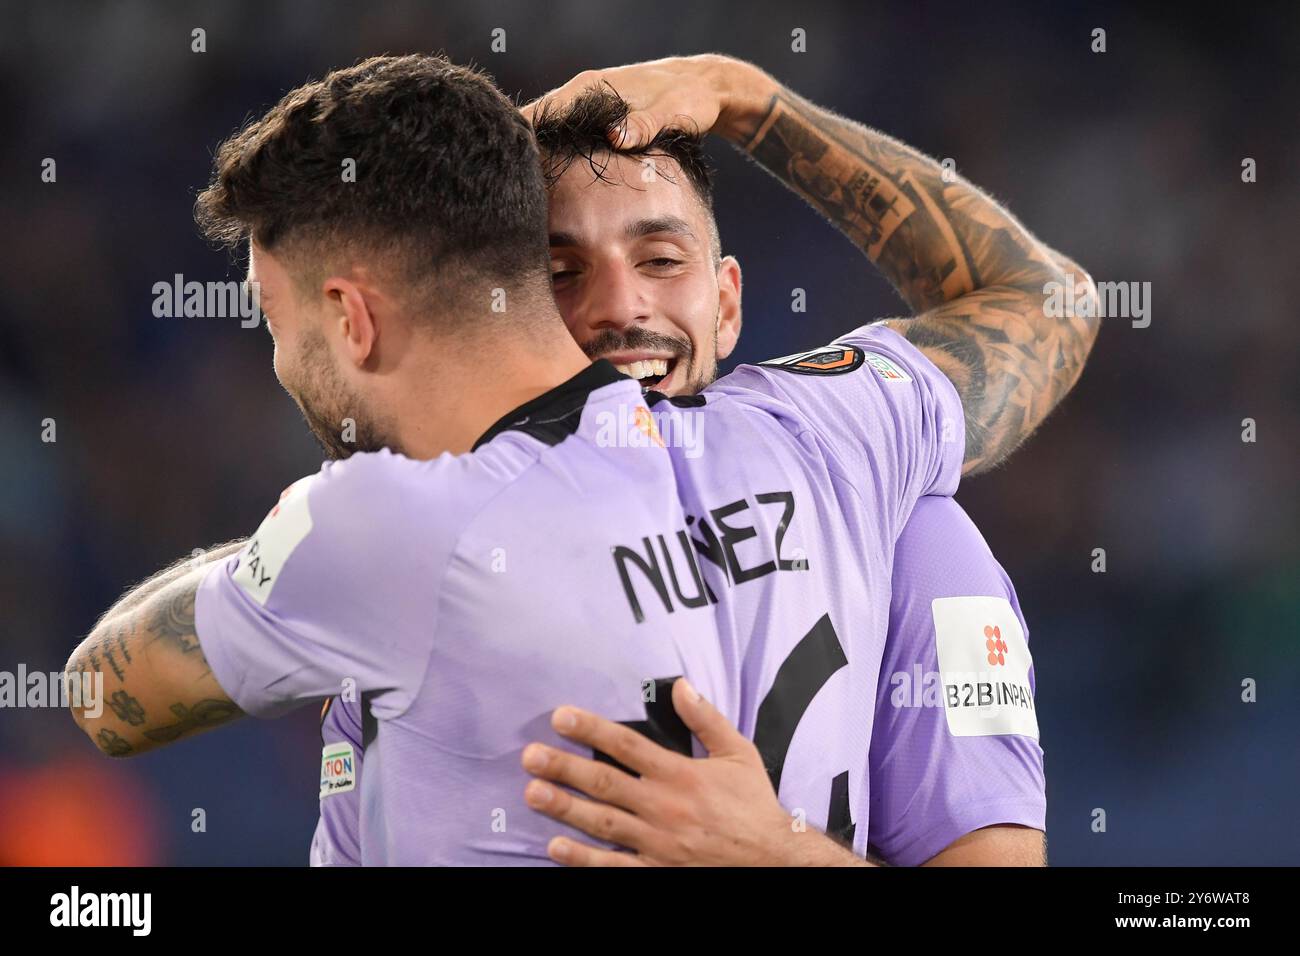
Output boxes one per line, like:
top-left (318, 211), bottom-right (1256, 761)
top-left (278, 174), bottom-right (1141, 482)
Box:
top-left (310, 697), bottom-right (364, 866)
top-left (311, 497), bottom-right (1045, 867)
top-left (867, 495), bottom-right (1044, 866)
top-left (630, 324), bottom-right (964, 853)
top-left (198, 363), bottom-right (738, 865)
top-left (202, 325), bottom-right (965, 863)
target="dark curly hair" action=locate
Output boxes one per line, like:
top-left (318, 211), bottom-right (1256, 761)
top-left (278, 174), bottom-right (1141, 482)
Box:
top-left (195, 54), bottom-right (551, 317)
top-left (531, 84), bottom-right (720, 262)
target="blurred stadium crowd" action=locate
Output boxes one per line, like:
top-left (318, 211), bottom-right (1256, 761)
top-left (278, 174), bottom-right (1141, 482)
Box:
top-left (0, 1), bottom-right (1295, 864)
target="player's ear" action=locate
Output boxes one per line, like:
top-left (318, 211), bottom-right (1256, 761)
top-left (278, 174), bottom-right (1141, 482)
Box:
top-left (324, 274), bottom-right (378, 366)
top-left (716, 255), bottom-right (742, 361)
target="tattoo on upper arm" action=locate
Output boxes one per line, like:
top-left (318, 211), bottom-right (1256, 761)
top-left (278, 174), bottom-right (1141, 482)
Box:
top-left (146, 579), bottom-right (212, 679)
top-left (138, 578), bottom-right (241, 736)
top-left (95, 539), bottom-right (246, 632)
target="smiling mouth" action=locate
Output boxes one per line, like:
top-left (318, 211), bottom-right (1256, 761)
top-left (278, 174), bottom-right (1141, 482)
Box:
top-left (611, 357), bottom-right (676, 391)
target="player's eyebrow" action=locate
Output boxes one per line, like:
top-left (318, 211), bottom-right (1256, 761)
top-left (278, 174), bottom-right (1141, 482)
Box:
top-left (626, 216), bottom-right (696, 242)
top-left (548, 230), bottom-right (583, 248)
top-left (547, 216), bottom-right (698, 250)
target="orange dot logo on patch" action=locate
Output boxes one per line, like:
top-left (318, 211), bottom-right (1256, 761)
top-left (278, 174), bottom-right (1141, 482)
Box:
top-left (984, 624), bottom-right (1008, 666)
top-left (269, 484), bottom-right (292, 518)
top-left (633, 406), bottom-right (665, 447)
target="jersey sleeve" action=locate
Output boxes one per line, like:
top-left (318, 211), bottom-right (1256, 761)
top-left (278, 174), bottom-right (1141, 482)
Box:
top-left (310, 697), bottom-right (364, 867)
top-left (194, 451), bottom-right (444, 722)
top-left (713, 324), bottom-right (965, 541)
top-left (867, 496), bottom-right (1045, 867)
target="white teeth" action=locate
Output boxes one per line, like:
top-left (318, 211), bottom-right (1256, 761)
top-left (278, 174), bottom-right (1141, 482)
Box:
top-left (614, 359), bottom-right (670, 380)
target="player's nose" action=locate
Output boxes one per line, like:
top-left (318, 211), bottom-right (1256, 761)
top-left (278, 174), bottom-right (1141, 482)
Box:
top-left (582, 262), bottom-right (651, 332)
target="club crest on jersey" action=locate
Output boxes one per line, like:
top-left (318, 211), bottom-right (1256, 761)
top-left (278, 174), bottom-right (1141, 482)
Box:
top-left (759, 345), bottom-right (865, 376)
top-left (633, 405), bottom-right (665, 447)
top-left (320, 742), bottom-right (357, 798)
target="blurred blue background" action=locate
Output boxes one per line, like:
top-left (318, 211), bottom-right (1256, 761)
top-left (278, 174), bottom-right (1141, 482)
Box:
top-left (0, 0), bottom-right (1295, 865)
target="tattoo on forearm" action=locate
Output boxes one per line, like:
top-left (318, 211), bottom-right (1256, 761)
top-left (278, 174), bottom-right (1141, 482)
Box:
top-left (73, 556), bottom-right (246, 755)
top-left (744, 93), bottom-right (1099, 474)
top-left (744, 94), bottom-right (1052, 309)
top-left (96, 728), bottom-right (133, 756)
top-left (107, 690), bottom-right (146, 726)
top-left (143, 700), bottom-right (241, 743)
top-left (115, 625), bottom-right (133, 664)
top-left (102, 647), bottom-right (125, 682)
top-left (93, 625), bottom-right (130, 682)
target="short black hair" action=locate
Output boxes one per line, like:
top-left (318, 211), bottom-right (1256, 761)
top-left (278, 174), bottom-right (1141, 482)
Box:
top-left (195, 54), bottom-right (550, 315)
top-left (531, 85), bottom-right (720, 261)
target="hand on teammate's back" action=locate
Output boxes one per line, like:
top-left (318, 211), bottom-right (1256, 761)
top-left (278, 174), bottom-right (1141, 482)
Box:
top-left (521, 678), bottom-right (864, 866)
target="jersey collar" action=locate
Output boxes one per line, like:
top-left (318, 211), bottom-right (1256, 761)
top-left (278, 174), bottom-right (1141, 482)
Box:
top-left (472, 359), bottom-right (629, 452)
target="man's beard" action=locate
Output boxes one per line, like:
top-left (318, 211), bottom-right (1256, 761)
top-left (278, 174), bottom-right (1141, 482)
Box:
top-left (288, 326), bottom-right (397, 461)
top-left (579, 322), bottom-right (718, 395)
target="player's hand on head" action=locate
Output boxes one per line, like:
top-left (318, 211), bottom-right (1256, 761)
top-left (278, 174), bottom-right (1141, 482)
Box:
top-left (519, 55), bottom-right (733, 149)
top-left (521, 678), bottom-right (798, 866)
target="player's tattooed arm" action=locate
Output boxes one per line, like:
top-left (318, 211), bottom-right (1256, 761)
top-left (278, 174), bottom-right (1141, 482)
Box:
top-left (876, 269), bottom-right (1096, 474)
top-left (726, 81), bottom-right (1099, 474)
top-left (94, 539), bottom-right (246, 629)
top-left (66, 556), bottom-right (244, 757)
top-left (526, 56), bottom-right (1098, 472)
